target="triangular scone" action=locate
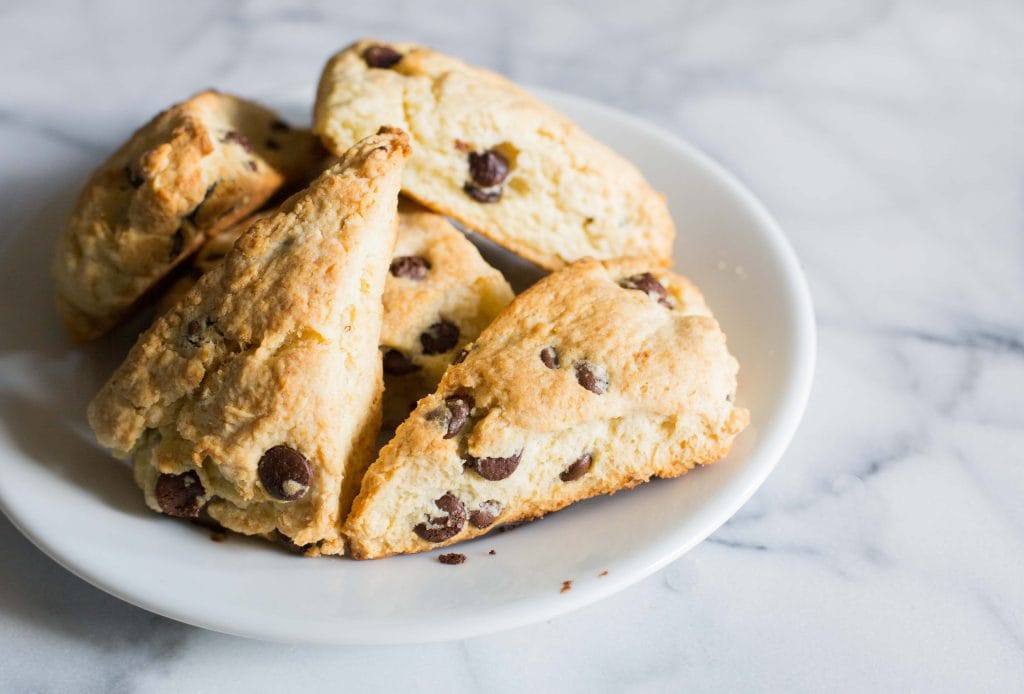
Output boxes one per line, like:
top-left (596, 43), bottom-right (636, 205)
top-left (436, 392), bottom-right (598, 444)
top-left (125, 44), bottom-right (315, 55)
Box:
top-left (53, 90), bottom-right (324, 341)
top-left (87, 127), bottom-right (411, 555)
top-left (314, 40), bottom-right (675, 271)
top-left (344, 258), bottom-right (749, 558)
top-left (380, 199), bottom-right (513, 427)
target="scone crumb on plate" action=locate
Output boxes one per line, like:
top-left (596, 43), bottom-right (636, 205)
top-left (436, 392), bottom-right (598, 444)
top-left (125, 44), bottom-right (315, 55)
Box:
top-left (560, 580), bottom-right (573, 593)
top-left (598, 570), bottom-right (608, 577)
top-left (438, 553), bottom-right (467, 565)
top-left (488, 549), bottom-right (496, 556)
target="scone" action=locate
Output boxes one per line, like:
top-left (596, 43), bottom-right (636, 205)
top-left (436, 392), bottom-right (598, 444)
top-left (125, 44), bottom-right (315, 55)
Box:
top-left (155, 199), bottom-right (515, 429)
top-left (344, 258), bottom-right (749, 558)
top-left (54, 90), bottom-right (322, 341)
top-left (314, 40), bottom-right (675, 271)
top-left (379, 200), bottom-right (514, 427)
top-left (87, 127), bottom-right (411, 555)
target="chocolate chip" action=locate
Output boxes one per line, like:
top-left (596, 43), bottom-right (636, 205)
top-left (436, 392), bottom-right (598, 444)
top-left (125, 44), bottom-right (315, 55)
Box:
top-left (124, 165), bottom-right (144, 188)
top-left (438, 552), bottom-right (466, 565)
top-left (186, 182), bottom-right (218, 225)
top-left (463, 182), bottom-right (502, 203)
top-left (560, 453), bottom-right (592, 482)
top-left (270, 119), bottom-right (291, 132)
top-left (540, 346), bottom-right (559, 369)
top-left (274, 529), bottom-right (313, 555)
top-left (389, 255), bottom-right (431, 280)
top-left (420, 320), bottom-right (459, 355)
top-left (247, 160), bottom-right (258, 172)
top-left (620, 272), bottom-right (672, 308)
top-left (468, 149), bottom-right (510, 187)
top-left (488, 549), bottom-right (497, 555)
top-left (465, 450), bottom-right (522, 481)
top-left (452, 347), bottom-right (470, 365)
top-left (574, 361), bottom-right (608, 394)
top-left (382, 348), bottom-right (420, 376)
top-left (168, 228), bottom-right (185, 259)
top-left (185, 319), bottom-right (203, 347)
top-left (155, 471), bottom-right (204, 518)
top-left (265, 138), bottom-right (280, 150)
top-left (221, 130), bottom-right (253, 152)
top-left (363, 44), bottom-right (403, 68)
top-left (469, 499), bottom-right (502, 528)
top-left (413, 492), bottom-right (466, 542)
top-left (443, 393), bottom-right (473, 438)
top-left (258, 445), bottom-right (312, 501)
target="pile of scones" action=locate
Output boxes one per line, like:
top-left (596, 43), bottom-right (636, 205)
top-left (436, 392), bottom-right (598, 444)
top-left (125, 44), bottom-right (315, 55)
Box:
top-left (53, 40), bottom-right (749, 559)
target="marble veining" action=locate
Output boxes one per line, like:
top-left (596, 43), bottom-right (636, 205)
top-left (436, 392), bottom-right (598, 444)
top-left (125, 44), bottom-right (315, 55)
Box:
top-left (1, 0), bottom-right (1022, 691)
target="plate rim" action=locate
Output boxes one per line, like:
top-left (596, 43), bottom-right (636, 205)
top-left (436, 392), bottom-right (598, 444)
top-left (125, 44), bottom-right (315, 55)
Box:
top-left (0, 85), bottom-right (816, 645)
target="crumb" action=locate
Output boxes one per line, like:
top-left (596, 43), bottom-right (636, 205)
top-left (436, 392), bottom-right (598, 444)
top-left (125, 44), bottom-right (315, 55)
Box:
top-left (560, 580), bottom-right (573, 593)
top-left (209, 533), bottom-right (226, 543)
top-left (598, 570), bottom-right (608, 577)
top-left (438, 552), bottom-right (466, 565)
top-left (488, 549), bottom-right (496, 555)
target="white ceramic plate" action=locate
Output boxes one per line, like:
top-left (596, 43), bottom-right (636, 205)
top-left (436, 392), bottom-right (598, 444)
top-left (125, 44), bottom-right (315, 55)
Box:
top-left (0, 85), bottom-right (814, 645)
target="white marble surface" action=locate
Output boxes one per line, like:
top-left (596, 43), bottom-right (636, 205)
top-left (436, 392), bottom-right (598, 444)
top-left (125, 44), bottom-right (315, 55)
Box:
top-left (1, 0), bottom-right (1023, 691)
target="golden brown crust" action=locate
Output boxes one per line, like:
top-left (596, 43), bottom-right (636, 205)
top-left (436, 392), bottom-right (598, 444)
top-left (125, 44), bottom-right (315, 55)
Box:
top-left (88, 127), bottom-right (411, 554)
top-left (314, 40), bottom-right (675, 271)
top-left (53, 90), bottom-right (322, 341)
top-left (343, 258), bottom-right (748, 558)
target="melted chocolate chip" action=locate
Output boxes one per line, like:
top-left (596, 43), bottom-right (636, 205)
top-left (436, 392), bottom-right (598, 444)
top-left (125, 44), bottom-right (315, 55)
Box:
top-left (469, 499), bottom-right (502, 528)
top-left (124, 165), bottom-right (144, 188)
top-left (468, 149), bottom-right (510, 187)
top-left (363, 44), bottom-right (403, 68)
top-left (389, 255), bottom-right (431, 280)
top-left (619, 272), bottom-right (672, 308)
top-left (463, 182), bottom-right (502, 203)
top-left (574, 361), bottom-right (608, 394)
top-left (270, 119), bottom-right (291, 132)
top-left (168, 228), bottom-right (185, 259)
top-left (560, 453), bottom-right (592, 482)
top-left (540, 346), bottom-right (559, 369)
top-left (221, 130), bottom-right (253, 152)
top-left (414, 492), bottom-right (466, 542)
top-left (443, 393), bottom-right (474, 438)
top-left (438, 552), bottom-right (466, 565)
top-left (466, 450), bottom-right (522, 481)
top-left (155, 471), bottom-right (204, 518)
top-left (420, 320), bottom-right (459, 355)
top-left (258, 445), bottom-right (312, 501)
top-left (265, 138), bottom-right (281, 150)
top-left (452, 347), bottom-right (470, 365)
top-left (382, 348), bottom-right (420, 376)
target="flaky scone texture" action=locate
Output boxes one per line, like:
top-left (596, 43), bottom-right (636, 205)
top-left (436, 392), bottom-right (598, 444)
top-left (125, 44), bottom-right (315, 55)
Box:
top-left (54, 90), bottom-right (322, 341)
top-left (314, 40), bottom-right (675, 271)
top-left (380, 199), bottom-right (514, 427)
top-left (344, 258), bottom-right (749, 559)
top-left (87, 127), bottom-right (411, 555)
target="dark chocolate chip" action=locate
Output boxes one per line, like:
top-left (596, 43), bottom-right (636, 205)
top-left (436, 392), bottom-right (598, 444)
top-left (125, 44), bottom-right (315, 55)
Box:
top-left (221, 130), bottom-right (253, 152)
top-left (466, 450), bottom-right (522, 481)
top-left (414, 492), bottom-right (466, 542)
top-left (468, 149), bottom-right (510, 187)
top-left (560, 453), bottom-right (592, 482)
top-left (185, 319), bottom-right (203, 346)
top-left (258, 445), bottom-right (312, 501)
top-left (443, 393), bottom-right (474, 439)
top-left (420, 320), bottom-right (459, 355)
top-left (469, 499), bottom-right (502, 528)
top-left (574, 361), bottom-right (608, 394)
top-left (488, 549), bottom-right (496, 555)
top-left (124, 165), bottom-right (144, 188)
top-left (186, 182), bottom-right (218, 225)
top-left (452, 347), bottom-right (470, 365)
top-left (270, 119), bottom-right (291, 132)
top-left (363, 44), bottom-right (403, 69)
top-left (265, 138), bottom-right (280, 150)
top-left (169, 228), bottom-right (185, 259)
top-left (389, 255), bottom-right (431, 280)
top-left (438, 552), bottom-right (466, 565)
top-left (247, 160), bottom-right (258, 172)
top-left (274, 529), bottom-right (313, 555)
top-left (540, 346), bottom-right (559, 369)
top-left (620, 272), bottom-right (672, 308)
top-left (382, 348), bottom-right (420, 375)
top-left (463, 182), bottom-right (502, 203)
top-left (155, 471), bottom-right (204, 518)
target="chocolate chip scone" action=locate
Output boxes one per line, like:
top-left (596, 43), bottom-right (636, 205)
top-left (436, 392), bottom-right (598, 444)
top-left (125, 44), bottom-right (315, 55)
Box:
top-left (87, 127), bottom-right (411, 556)
top-left (343, 258), bottom-right (749, 559)
top-left (380, 199), bottom-right (514, 428)
top-left (54, 90), bottom-right (322, 341)
top-left (314, 40), bottom-right (675, 271)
